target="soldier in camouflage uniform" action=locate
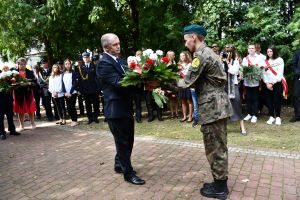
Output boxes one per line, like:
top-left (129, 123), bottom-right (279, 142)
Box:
top-left (177, 24), bottom-right (232, 200)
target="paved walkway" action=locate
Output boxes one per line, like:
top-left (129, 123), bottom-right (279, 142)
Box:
top-left (0, 121), bottom-right (299, 200)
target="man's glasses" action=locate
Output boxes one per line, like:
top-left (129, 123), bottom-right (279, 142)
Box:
top-left (212, 45), bottom-right (218, 48)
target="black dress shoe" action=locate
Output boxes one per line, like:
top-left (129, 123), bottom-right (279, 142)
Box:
top-left (158, 117), bottom-right (164, 121)
top-left (124, 174), bottom-right (145, 185)
top-left (87, 120), bottom-right (93, 124)
top-left (114, 167), bottom-right (136, 174)
top-left (147, 117), bottom-right (155, 122)
top-left (136, 118), bottom-right (142, 123)
top-left (10, 131), bottom-right (21, 136)
top-left (289, 117), bottom-right (300, 123)
top-left (0, 134), bottom-right (6, 140)
top-left (94, 118), bottom-right (99, 123)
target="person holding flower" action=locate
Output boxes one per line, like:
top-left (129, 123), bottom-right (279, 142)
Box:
top-left (13, 58), bottom-right (36, 131)
top-left (177, 51), bottom-right (193, 122)
top-left (0, 65), bottom-right (20, 139)
top-left (97, 33), bottom-right (145, 185)
top-left (62, 59), bottom-right (78, 126)
top-left (48, 64), bottom-right (66, 125)
top-left (242, 44), bottom-right (265, 123)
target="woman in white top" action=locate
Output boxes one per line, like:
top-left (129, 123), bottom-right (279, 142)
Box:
top-left (177, 51), bottom-right (193, 122)
top-left (224, 45), bottom-right (247, 135)
top-left (263, 46), bottom-right (284, 125)
top-left (48, 64), bottom-right (66, 125)
top-left (62, 59), bottom-right (78, 126)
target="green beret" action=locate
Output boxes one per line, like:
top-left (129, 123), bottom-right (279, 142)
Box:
top-left (183, 24), bottom-right (207, 37)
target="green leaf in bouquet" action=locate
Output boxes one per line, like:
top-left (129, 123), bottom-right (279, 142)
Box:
top-left (152, 91), bottom-right (168, 108)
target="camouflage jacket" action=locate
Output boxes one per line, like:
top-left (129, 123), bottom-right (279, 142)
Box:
top-left (177, 43), bottom-right (232, 125)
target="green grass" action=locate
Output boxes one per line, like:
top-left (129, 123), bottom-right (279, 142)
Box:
top-left (77, 106), bottom-right (300, 152)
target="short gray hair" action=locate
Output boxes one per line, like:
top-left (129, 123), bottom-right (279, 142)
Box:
top-left (17, 57), bottom-right (27, 64)
top-left (101, 33), bottom-right (118, 49)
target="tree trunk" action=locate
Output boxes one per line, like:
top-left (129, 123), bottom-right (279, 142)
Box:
top-left (288, 0), bottom-right (294, 19)
top-left (43, 37), bottom-right (54, 67)
top-left (127, 0), bottom-right (140, 50)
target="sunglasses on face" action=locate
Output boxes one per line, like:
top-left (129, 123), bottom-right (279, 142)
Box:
top-left (212, 46), bottom-right (218, 48)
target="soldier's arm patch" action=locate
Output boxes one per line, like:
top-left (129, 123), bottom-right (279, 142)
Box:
top-left (192, 58), bottom-right (201, 68)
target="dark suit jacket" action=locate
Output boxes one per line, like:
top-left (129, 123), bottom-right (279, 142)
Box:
top-left (293, 49), bottom-right (300, 96)
top-left (38, 67), bottom-right (51, 88)
top-left (76, 63), bottom-right (98, 94)
top-left (96, 53), bottom-right (133, 119)
top-left (62, 70), bottom-right (77, 94)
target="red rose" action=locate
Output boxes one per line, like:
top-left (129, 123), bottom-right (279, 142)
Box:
top-left (161, 56), bottom-right (169, 64)
top-left (146, 59), bottom-right (154, 65)
top-left (129, 62), bottom-right (136, 69)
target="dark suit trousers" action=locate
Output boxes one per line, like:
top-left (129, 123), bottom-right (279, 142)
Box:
top-left (293, 76), bottom-right (300, 118)
top-left (33, 89), bottom-right (41, 117)
top-left (0, 93), bottom-right (16, 134)
top-left (107, 117), bottom-right (134, 175)
top-left (245, 86), bottom-right (259, 116)
top-left (53, 97), bottom-right (66, 120)
top-left (134, 91), bottom-right (143, 120)
top-left (78, 94), bottom-right (85, 115)
top-left (65, 94), bottom-right (78, 122)
top-left (145, 90), bottom-right (162, 119)
top-left (263, 82), bottom-right (283, 117)
top-left (41, 94), bottom-right (53, 120)
top-left (83, 93), bottom-right (100, 120)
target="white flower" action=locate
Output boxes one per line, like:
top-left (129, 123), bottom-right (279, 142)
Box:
top-left (127, 56), bottom-right (137, 65)
top-left (135, 56), bottom-right (141, 62)
top-left (156, 50), bottom-right (163, 56)
top-left (11, 70), bottom-right (19, 75)
top-left (149, 53), bottom-right (158, 61)
top-left (1, 71), bottom-right (12, 78)
top-left (143, 49), bottom-right (154, 56)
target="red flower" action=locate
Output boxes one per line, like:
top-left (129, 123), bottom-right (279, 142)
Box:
top-left (161, 56), bottom-right (169, 64)
top-left (10, 77), bottom-right (16, 84)
top-left (143, 65), bottom-right (150, 70)
top-left (146, 59), bottom-right (154, 65)
top-left (129, 62), bottom-right (136, 69)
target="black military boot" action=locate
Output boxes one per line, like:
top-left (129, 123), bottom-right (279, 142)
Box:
top-left (200, 179), bottom-right (229, 200)
top-left (203, 179), bottom-right (229, 193)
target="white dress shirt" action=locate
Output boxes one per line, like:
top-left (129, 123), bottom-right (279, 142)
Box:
top-left (104, 52), bottom-right (125, 73)
top-left (63, 72), bottom-right (77, 94)
top-left (262, 57), bottom-right (284, 84)
top-left (48, 74), bottom-right (64, 98)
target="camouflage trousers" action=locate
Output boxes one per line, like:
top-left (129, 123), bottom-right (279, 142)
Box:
top-left (201, 118), bottom-right (228, 180)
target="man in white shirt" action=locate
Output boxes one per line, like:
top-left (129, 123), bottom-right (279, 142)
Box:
top-left (242, 44), bottom-right (265, 123)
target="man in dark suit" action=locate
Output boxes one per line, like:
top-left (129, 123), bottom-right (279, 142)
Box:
top-left (76, 52), bottom-right (100, 124)
top-left (38, 58), bottom-right (56, 121)
top-left (290, 49), bottom-right (300, 122)
top-left (97, 33), bottom-right (145, 185)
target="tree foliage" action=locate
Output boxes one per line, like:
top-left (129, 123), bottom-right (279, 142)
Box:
top-left (0, 0), bottom-right (298, 67)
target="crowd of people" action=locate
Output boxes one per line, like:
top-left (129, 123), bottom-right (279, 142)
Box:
top-left (1, 25), bottom-right (300, 199)
top-left (1, 42), bottom-right (300, 141)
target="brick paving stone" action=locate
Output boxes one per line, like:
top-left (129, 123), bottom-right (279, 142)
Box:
top-left (0, 122), bottom-right (299, 200)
